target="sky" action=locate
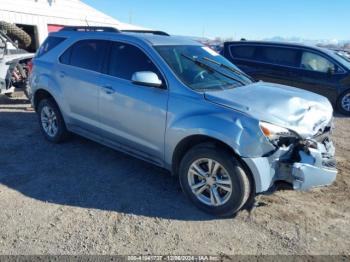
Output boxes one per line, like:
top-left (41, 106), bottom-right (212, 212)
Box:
top-left (82, 0), bottom-right (349, 41)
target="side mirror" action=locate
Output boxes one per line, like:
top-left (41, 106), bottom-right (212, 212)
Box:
top-left (131, 71), bottom-right (163, 88)
top-left (327, 66), bottom-right (336, 75)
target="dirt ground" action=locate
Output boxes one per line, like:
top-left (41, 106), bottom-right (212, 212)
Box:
top-left (0, 93), bottom-right (349, 256)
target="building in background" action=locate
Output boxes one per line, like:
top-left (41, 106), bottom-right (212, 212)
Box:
top-left (0, 0), bottom-right (145, 52)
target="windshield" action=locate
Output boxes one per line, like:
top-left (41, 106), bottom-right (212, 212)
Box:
top-left (335, 51), bottom-right (350, 63)
top-left (324, 49), bottom-right (350, 70)
top-left (155, 45), bottom-right (253, 91)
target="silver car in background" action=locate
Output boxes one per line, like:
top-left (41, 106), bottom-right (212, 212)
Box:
top-left (30, 27), bottom-right (337, 216)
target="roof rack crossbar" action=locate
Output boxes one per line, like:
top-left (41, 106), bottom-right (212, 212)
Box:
top-left (121, 30), bottom-right (169, 36)
top-left (60, 26), bottom-right (120, 33)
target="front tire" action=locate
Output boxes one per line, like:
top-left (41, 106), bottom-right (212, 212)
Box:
top-left (179, 143), bottom-right (251, 217)
top-left (337, 90), bottom-right (350, 116)
top-left (37, 98), bottom-right (69, 143)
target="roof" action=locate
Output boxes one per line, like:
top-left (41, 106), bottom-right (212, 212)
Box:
top-left (52, 30), bottom-right (201, 46)
top-left (123, 33), bottom-right (201, 46)
top-left (226, 40), bottom-right (350, 69)
top-left (225, 40), bottom-right (330, 52)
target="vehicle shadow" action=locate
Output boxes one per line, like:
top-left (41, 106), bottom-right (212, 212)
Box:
top-left (334, 112), bottom-right (350, 118)
top-left (0, 111), bottom-right (216, 221)
top-left (0, 96), bottom-right (29, 105)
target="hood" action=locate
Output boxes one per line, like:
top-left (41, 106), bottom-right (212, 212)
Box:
top-left (204, 82), bottom-right (333, 139)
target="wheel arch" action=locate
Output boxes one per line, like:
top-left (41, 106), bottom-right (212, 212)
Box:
top-left (171, 134), bottom-right (256, 195)
top-left (33, 88), bottom-right (55, 111)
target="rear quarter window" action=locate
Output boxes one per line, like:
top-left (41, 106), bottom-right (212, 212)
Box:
top-left (36, 36), bottom-right (66, 58)
top-left (59, 40), bottom-right (108, 72)
top-left (229, 45), bottom-right (257, 60)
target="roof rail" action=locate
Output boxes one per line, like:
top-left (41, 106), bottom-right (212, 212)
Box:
top-left (121, 30), bottom-right (170, 36)
top-left (60, 26), bottom-right (120, 33)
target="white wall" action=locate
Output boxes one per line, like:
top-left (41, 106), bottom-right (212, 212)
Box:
top-left (0, 0), bottom-right (146, 44)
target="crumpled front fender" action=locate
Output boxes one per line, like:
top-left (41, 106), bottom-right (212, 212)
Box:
top-left (164, 94), bottom-right (275, 168)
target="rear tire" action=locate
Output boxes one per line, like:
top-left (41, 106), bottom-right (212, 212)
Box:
top-left (37, 98), bottom-right (69, 143)
top-left (179, 143), bottom-right (251, 217)
top-left (337, 90), bottom-right (350, 116)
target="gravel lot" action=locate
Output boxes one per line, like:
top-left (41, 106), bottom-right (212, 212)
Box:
top-left (0, 93), bottom-right (349, 256)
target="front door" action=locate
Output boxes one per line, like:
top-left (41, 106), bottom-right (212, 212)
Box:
top-left (99, 41), bottom-right (168, 164)
top-left (292, 51), bottom-right (342, 103)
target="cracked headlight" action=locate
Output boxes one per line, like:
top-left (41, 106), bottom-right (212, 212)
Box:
top-left (259, 121), bottom-right (299, 146)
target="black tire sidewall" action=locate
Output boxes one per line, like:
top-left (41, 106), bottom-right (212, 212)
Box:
top-left (179, 145), bottom-right (250, 217)
top-left (337, 90), bottom-right (350, 116)
top-left (0, 21), bottom-right (31, 48)
top-left (37, 98), bottom-right (67, 143)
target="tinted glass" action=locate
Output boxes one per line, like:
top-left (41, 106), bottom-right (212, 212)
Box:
top-left (259, 47), bottom-right (300, 67)
top-left (156, 45), bottom-right (251, 91)
top-left (230, 45), bottom-right (256, 60)
top-left (301, 52), bottom-right (335, 73)
top-left (335, 51), bottom-right (350, 63)
top-left (60, 40), bottom-right (107, 72)
top-left (108, 42), bottom-right (160, 81)
top-left (36, 36), bottom-right (66, 58)
top-left (59, 47), bottom-right (71, 64)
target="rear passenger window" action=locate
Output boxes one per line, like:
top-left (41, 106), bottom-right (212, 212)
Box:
top-left (36, 36), bottom-right (66, 58)
top-left (107, 42), bottom-right (161, 81)
top-left (259, 47), bottom-right (300, 67)
top-left (60, 40), bottom-right (107, 72)
top-left (230, 45), bottom-right (256, 60)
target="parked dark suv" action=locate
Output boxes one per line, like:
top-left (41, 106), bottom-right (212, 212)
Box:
top-left (221, 41), bottom-right (350, 115)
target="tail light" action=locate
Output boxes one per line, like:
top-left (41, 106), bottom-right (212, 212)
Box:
top-left (27, 59), bottom-right (33, 75)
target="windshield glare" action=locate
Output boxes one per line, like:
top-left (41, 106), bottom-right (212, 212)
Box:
top-left (156, 45), bottom-right (252, 91)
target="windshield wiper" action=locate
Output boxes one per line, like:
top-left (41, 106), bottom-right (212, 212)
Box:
top-left (202, 57), bottom-right (256, 82)
top-left (181, 53), bottom-right (246, 85)
top-left (181, 53), bottom-right (215, 72)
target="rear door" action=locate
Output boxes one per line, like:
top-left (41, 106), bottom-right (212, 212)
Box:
top-left (56, 39), bottom-right (108, 132)
top-left (254, 46), bottom-right (301, 86)
top-left (226, 44), bottom-right (302, 87)
top-left (98, 41), bottom-right (168, 164)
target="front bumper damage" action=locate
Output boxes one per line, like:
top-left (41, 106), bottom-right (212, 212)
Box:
top-left (243, 128), bottom-right (337, 193)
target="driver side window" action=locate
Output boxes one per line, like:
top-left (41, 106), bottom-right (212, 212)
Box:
top-left (301, 52), bottom-right (335, 73)
top-left (107, 42), bottom-right (162, 82)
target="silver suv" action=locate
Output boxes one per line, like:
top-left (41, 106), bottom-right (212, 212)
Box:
top-left (30, 27), bottom-right (337, 216)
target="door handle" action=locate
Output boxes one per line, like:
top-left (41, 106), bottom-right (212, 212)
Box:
top-left (102, 85), bottom-right (115, 94)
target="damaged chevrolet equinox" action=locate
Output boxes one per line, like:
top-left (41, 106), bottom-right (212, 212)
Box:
top-left (30, 27), bottom-right (337, 216)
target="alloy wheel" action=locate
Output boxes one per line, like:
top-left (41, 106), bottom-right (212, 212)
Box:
top-left (40, 105), bottom-right (58, 137)
top-left (341, 93), bottom-right (350, 112)
top-left (187, 158), bottom-right (233, 207)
